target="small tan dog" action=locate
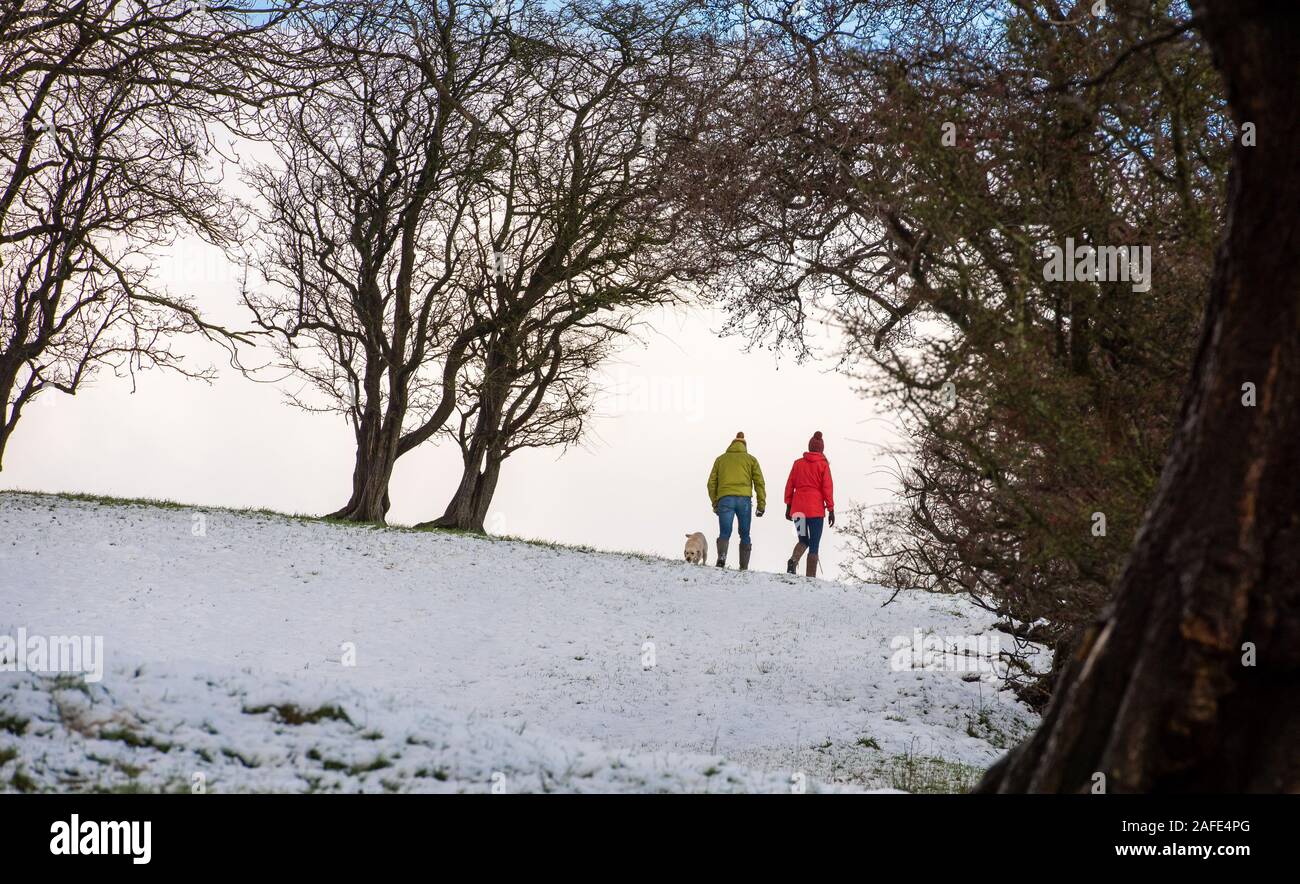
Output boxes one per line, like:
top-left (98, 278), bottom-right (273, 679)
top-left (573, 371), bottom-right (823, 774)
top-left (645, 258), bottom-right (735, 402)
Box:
top-left (683, 532), bottom-right (708, 564)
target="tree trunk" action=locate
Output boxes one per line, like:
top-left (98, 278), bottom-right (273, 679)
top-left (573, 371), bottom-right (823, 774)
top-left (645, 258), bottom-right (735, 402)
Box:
top-left (0, 354), bottom-right (30, 472)
top-left (0, 420), bottom-right (15, 472)
top-left (467, 453), bottom-right (503, 531)
top-left (330, 397), bottom-right (402, 524)
top-left (426, 444), bottom-right (485, 531)
top-left (330, 439), bottom-right (395, 523)
top-left (421, 344), bottom-right (511, 532)
top-left (422, 441), bottom-right (503, 533)
top-left (978, 0), bottom-right (1300, 793)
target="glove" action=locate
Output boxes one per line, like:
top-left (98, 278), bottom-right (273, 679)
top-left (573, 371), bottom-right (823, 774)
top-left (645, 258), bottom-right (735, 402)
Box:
top-left (785, 505), bottom-right (792, 521)
top-left (712, 503), bottom-right (719, 515)
top-left (756, 508), bottom-right (765, 518)
top-left (828, 509), bottom-right (835, 528)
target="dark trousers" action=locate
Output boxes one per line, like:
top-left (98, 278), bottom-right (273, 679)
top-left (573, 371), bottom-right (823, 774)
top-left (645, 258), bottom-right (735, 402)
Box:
top-left (797, 516), bottom-right (824, 554)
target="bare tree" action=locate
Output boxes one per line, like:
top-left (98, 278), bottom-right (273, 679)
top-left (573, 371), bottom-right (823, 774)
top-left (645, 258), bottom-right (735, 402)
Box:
top-left (422, 0), bottom-right (718, 531)
top-left (243, 0), bottom-right (517, 523)
top-left (0, 0), bottom-right (301, 469)
top-left (430, 321), bottom-right (616, 531)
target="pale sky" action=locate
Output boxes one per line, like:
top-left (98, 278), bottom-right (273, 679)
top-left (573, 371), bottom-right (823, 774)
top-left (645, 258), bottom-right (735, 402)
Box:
top-left (2, 236), bottom-right (902, 580)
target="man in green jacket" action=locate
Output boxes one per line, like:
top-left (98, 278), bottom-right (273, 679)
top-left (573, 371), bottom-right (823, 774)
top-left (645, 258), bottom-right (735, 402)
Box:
top-left (707, 431), bottom-right (766, 570)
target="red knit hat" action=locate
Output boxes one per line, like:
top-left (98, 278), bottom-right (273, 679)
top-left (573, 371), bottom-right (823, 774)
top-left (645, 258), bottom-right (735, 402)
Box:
top-left (808, 431), bottom-right (824, 453)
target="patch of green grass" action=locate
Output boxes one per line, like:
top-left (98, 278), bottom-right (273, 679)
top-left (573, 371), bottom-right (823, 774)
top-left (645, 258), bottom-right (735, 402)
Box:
top-left (27, 490), bottom-right (191, 511)
top-left (963, 707), bottom-right (1028, 750)
top-left (96, 727), bottom-right (172, 753)
top-left (93, 780), bottom-right (154, 794)
top-left (882, 751), bottom-right (985, 794)
top-left (856, 736), bottom-right (881, 750)
top-left (112, 759), bottom-right (143, 778)
top-left (88, 774), bottom-right (189, 795)
top-left (0, 746), bottom-right (18, 766)
top-left (242, 703), bottom-right (353, 727)
top-left (310, 751), bottom-right (392, 776)
top-left (348, 755), bottom-right (392, 775)
top-left (0, 712), bottom-right (29, 736)
top-left (8, 766), bottom-right (39, 792)
top-left (220, 747), bottom-right (260, 768)
top-left (2, 489), bottom-right (324, 526)
top-left (50, 673), bottom-right (94, 697)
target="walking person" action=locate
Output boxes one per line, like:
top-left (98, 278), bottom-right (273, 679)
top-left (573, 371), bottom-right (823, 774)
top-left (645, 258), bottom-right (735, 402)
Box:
top-left (706, 431), bottom-right (766, 569)
top-left (784, 431), bottom-right (834, 577)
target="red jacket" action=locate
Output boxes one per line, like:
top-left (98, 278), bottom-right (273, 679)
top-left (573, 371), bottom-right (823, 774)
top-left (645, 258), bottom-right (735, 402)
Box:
top-left (784, 452), bottom-right (834, 518)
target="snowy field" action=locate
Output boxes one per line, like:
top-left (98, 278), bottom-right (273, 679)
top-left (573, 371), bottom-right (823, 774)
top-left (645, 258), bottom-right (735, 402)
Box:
top-left (0, 492), bottom-right (1038, 793)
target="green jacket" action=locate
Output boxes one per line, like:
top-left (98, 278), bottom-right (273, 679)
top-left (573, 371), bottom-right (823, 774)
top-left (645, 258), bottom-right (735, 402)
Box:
top-left (707, 440), bottom-right (766, 510)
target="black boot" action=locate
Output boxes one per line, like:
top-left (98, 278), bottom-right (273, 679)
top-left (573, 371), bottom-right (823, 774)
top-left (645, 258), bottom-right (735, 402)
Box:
top-left (739, 543), bottom-right (752, 571)
top-left (787, 542), bottom-right (807, 575)
top-left (715, 537), bottom-right (728, 568)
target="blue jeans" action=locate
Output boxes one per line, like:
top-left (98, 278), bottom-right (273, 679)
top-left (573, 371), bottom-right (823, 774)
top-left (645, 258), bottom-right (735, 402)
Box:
top-left (717, 495), bottom-right (753, 545)
top-left (797, 516), bottom-right (825, 555)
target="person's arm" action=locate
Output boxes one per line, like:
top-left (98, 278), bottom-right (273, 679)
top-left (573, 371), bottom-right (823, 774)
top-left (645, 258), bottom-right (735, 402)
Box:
top-left (784, 463), bottom-right (795, 519)
top-left (707, 458), bottom-right (719, 509)
top-left (823, 462), bottom-right (836, 526)
top-left (751, 456), bottom-right (766, 514)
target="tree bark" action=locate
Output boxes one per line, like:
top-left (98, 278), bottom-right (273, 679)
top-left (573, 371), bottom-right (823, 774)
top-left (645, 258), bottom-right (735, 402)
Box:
top-left (421, 369), bottom-right (507, 536)
top-left (424, 448), bottom-right (502, 533)
top-left (330, 371), bottom-right (404, 523)
top-left (978, 0), bottom-right (1300, 793)
top-left (422, 344), bottom-right (511, 533)
top-left (0, 354), bottom-right (23, 471)
top-left (425, 444), bottom-right (486, 531)
top-left (330, 424), bottom-right (398, 523)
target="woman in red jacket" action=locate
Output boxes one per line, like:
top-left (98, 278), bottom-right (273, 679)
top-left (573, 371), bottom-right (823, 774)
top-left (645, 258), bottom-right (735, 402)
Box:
top-left (784, 431), bottom-right (835, 577)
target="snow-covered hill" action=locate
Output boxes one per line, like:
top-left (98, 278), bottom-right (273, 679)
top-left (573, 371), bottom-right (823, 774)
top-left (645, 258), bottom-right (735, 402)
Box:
top-left (0, 492), bottom-right (1037, 793)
